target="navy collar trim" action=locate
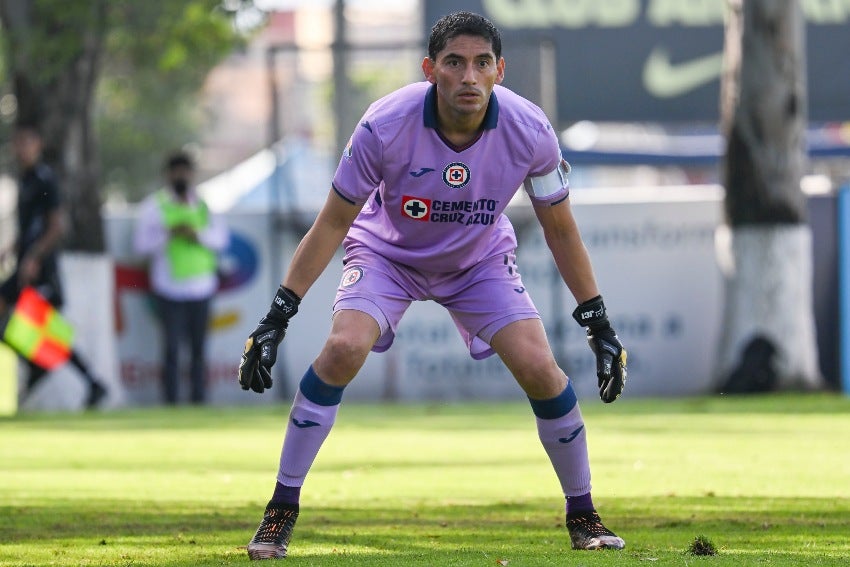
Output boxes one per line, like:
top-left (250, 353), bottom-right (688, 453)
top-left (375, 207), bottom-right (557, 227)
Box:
top-left (423, 84), bottom-right (499, 130)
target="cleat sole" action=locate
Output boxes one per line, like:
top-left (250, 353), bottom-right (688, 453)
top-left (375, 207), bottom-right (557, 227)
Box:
top-left (247, 542), bottom-right (288, 560)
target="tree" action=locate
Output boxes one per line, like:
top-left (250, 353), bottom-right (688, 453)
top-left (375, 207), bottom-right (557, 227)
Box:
top-left (717, 0), bottom-right (821, 392)
top-left (0, 0), bottom-right (248, 251)
top-left (0, 0), bottom-right (108, 251)
top-left (96, 1), bottom-right (251, 203)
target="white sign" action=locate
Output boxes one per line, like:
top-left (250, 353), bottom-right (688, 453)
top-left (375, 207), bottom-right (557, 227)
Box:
top-left (104, 185), bottom-right (724, 406)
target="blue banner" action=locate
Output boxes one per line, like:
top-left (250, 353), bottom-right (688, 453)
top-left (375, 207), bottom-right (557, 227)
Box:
top-left (424, 0), bottom-right (850, 122)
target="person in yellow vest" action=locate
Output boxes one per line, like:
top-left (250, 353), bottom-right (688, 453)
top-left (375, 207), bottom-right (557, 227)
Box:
top-left (133, 151), bottom-right (229, 404)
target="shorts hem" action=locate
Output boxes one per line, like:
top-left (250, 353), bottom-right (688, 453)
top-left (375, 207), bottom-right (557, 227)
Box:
top-left (333, 295), bottom-right (393, 352)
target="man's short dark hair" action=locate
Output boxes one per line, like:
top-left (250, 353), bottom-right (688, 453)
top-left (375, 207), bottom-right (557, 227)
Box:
top-left (428, 11), bottom-right (502, 60)
top-left (13, 122), bottom-right (42, 138)
top-left (165, 151), bottom-right (194, 171)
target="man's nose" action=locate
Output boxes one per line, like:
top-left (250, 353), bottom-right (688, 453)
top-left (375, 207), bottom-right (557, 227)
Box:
top-left (462, 63), bottom-right (477, 84)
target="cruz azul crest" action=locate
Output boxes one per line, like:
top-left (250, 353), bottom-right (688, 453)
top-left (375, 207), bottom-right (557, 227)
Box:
top-left (341, 266), bottom-right (364, 287)
top-left (442, 162), bottom-right (470, 189)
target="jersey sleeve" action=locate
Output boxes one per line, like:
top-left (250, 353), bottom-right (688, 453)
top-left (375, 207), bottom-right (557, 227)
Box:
top-left (38, 166), bottom-right (63, 212)
top-left (522, 123), bottom-right (570, 205)
top-left (331, 119), bottom-right (383, 206)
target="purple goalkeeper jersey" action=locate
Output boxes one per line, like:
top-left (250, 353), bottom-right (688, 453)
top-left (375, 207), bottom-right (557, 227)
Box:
top-left (332, 82), bottom-right (568, 273)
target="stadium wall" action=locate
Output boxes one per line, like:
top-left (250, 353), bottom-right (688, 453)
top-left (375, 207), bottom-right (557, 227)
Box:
top-left (99, 186), bottom-right (727, 406)
top-left (13, 185), bottom-right (840, 410)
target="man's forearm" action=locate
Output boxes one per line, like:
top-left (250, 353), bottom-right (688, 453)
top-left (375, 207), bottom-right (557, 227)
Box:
top-left (25, 210), bottom-right (65, 260)
top-left (282, 190), bottom-right (362, 298)
top-left (282, 221), bottom-right (348, 299)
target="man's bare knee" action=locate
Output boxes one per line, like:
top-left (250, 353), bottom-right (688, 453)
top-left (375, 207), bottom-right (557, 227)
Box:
top-left (512, 357), bottom-right (566, 399)
top-left (312, 309), bottom-right (379, 385)
top-left (314, 332), bottom-right (372, 385)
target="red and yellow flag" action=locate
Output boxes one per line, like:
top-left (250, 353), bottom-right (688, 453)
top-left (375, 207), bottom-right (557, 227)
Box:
top-left (2, 287), bottom-right (74, 370)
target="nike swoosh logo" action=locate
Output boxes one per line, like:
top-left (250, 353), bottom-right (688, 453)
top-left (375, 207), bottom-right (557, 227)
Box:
top-left (409, 167), bottom-right (435, 177)
top-left (558, 425), bottom-right (584, 444)
top-left (642, 47), bottom-right (723, 98)
top-left (291, 418), bottom-right (321, 429)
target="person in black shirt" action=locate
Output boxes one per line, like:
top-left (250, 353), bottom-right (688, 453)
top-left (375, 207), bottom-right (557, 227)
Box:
top-left (0, 124), bottom-right (107, 409)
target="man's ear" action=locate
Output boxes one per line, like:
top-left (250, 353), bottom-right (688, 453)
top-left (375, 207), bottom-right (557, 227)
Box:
top-left (495, 57), bottom-right (505, 85)
top-left (422, 57), bottom-right (436, 84)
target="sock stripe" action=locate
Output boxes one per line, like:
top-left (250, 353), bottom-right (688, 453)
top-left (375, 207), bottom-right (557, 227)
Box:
top-left (299, 365), bottom-right (345, 406)
top-left (528, 381), bottom-right (577, 419)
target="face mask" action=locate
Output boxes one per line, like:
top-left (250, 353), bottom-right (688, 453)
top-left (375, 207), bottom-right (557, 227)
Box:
top-left (172, 179), bottom-right (189, 196)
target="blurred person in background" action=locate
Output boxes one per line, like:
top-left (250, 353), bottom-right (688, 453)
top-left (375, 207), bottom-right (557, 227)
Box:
top-left (0, 123), bottom-right (108, 409)
top-left (237, 11), bottom-right (628, 559)
top-left (133, 151), bottom-right (229, 405)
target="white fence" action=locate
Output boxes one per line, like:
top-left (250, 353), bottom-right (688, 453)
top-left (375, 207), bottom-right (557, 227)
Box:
top-left (16, 185), bottom-right (726, 409)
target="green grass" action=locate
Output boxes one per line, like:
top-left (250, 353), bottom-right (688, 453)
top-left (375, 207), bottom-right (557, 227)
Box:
top-left (1, 393), bottom-right (849, 566)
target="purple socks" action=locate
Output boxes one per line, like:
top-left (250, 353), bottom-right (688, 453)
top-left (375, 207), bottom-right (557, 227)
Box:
top-left (528, 382), bottom-right (594, 507)
top-left (270, 366), bottom-right (346, 508)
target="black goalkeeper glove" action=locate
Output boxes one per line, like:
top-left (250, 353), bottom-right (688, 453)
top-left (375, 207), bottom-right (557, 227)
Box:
top-left (572, 295), bottom-right (628, 403)
top-left (238, 285), bottom-right (301, 393)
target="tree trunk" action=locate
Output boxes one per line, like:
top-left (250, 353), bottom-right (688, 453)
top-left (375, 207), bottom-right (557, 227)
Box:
top-left (0, 0), bottom-right (107, 252)
top-left (717, 0), bottom-right (821, 391)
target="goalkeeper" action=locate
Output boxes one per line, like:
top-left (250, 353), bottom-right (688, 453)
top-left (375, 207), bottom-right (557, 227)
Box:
top-left (238, 11), bottom-right (628, 560)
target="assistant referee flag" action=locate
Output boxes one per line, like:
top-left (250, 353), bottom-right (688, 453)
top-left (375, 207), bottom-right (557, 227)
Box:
top-left (1, 286), bottom-right (74, 370)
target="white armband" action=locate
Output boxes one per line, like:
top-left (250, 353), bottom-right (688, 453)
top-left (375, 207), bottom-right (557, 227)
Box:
top-left (523, 159), bottom-right (571, 198)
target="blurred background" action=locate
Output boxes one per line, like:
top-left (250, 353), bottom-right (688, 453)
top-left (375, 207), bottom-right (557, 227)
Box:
top-left (1, 0), bottom-right (849, 411)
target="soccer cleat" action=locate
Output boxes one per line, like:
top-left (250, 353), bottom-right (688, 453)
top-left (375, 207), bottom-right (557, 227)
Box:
top-left (566, 511), bottom-right (625, 550)
top-left (247, 505), bottom-right (299, 560)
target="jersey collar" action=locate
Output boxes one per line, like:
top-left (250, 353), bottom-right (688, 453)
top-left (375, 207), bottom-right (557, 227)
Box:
top-left (423, 84), bottom-right (500, 130)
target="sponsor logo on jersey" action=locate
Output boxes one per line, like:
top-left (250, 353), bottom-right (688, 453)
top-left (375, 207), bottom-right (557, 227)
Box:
top-left (401, 196), bottom-right (499, 225)
top-left (401, 196), bottom-right (431, 221)
top-left (341, 266), bottom-right (364, 287)
top-left (442, 162), bottom-right (470, 189)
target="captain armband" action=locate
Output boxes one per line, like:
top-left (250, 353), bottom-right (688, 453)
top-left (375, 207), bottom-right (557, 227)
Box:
top-left (522, 158), bottom-right (571, 199)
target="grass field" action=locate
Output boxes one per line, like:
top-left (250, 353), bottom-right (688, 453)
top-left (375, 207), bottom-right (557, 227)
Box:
top-left (1, 393), bottom-right (849, 566)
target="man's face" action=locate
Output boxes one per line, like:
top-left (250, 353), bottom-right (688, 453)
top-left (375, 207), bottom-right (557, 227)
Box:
top-left (422, 34), bottom-right (505, 122)
top-left (12, 129), bottom-right (42, 169)
top-left (167, 165), bottom-right (193, 186)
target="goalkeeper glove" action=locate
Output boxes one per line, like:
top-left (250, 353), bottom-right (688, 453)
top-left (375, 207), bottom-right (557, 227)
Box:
top-left (572, 295), bottom-right (628, 403)
top-left (238, 285), bottom-right (301, 393)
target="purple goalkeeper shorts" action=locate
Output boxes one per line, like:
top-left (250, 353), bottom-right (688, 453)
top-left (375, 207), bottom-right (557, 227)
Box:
top-left (332, 246), bottom-right (540, 359)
